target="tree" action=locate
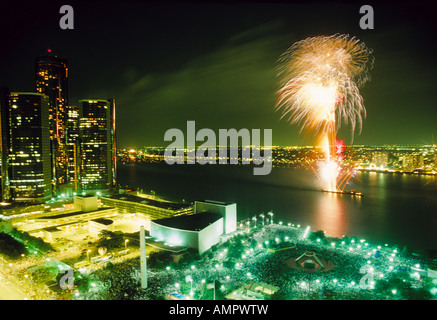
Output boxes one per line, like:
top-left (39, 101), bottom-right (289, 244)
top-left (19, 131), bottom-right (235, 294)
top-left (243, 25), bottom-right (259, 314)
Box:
top-left (375, 273), bottom-right (411, 297)
top-left (401, 246), bottom-right (411, 258)
top-left (249, 239), bottom-right (258, 249)
top-left (75, 274), bottom-right (92, 293)
top-left (270, 289), bottom-right (287, 300)
top-left (55, 269), bottom-right (91, 293)
top-left (222, 259), bottom-right (234, 269)
top-left (204, 250), bottom-right (214, 260)
top-left (148, 251), bottom-right (173, 269)
top-left (97, 230), bottom-right (124, 249)
top-left (309, 230), bottom-right (326, 241)
top-left (0, 232), bottom-right (27, 259)
top-left (228, 244), bottom-right (243, 259)
top-left (0, 221), bottom-right (12, 233)
top-left (350, 236), bottom-right (359, 244)
top-left (7, 227), bottom-right (54, 253)
top-left (179, 249), bottom-right (200, 266)
top-left (214, 280), bottom-right (226, 300)
top-left (402, 287), bottom-right (432, 300)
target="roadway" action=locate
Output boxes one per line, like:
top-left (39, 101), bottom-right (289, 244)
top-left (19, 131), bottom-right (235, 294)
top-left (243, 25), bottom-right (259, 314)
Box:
top-left (0, 274), bottom-right (27, 300)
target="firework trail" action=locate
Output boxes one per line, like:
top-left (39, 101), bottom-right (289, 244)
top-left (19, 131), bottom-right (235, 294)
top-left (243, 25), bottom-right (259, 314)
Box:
top-left (276, 34), bottom-right (373, 191)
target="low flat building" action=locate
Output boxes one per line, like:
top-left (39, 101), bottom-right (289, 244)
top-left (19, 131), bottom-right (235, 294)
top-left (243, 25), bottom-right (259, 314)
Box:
top-left (150, 212), bottom-right (223, 255)
top-left (150, 200), bottom-right (237, 254)
top-left (195, 200), bottom-right (236, 234)
top-left (74, 195), bottom-right (98, 212)
top-left (36, 206), bottom-right (117, 225)
top-left (89, 218), bottom-right (114, 236)
top-left (100, 193), bottom-right (193, 220)
top-left (36, 196), bottom-right (117, 241)
top-left (43, 226), bottom-right (65, 242)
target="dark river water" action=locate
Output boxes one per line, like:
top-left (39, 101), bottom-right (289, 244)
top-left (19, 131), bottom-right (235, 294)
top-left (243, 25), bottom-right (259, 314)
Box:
top-left (117, 162), bottom-right (437, 252)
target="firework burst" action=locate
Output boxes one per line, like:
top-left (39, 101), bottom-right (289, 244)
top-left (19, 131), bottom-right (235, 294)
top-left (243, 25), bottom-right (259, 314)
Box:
top-left (276, 34), bottom-right (373, 191)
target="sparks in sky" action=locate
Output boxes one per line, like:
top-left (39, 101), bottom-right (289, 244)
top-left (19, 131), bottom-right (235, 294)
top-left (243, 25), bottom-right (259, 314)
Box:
top-left (276, 34), bottom-right (373, 191)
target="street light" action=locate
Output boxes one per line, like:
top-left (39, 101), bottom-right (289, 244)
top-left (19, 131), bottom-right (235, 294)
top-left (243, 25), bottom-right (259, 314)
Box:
top-left (252, 216), bottom-right (257, 228)
top-left (206, 281), bottom-right (215, 300)
top-left (186, 275), bottom-right (193, 297)
top-left (268, 212), bottom-right (273, 224)
top-left (259, 214), bottom-right (265, 226)
top-left (125, 239), bottom-right (129, 249)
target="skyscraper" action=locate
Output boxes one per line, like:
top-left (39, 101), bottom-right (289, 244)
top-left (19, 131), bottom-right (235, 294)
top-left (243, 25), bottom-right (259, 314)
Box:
top-left (108, 98), bottom-right (117, 189)
top-left (0, 87), bottom-right (11, 202)
top-left (371, 151), bottom-right (389, 168)
top-left (35, 52), bottom-right (69, 190)
top-left (78, 99), bottom-right (116, 192)
top-left (8, 93), bottom-right (52, 202)
top-left (66, 104), bottom-right (79, 189)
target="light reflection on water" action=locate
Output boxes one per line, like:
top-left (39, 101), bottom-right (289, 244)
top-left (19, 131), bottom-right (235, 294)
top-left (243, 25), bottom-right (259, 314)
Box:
top-left (314, 192), bottom-right (347, 239)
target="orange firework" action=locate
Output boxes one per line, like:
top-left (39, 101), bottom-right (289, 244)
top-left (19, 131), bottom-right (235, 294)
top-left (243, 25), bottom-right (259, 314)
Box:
top-left (276, 34), bottom-right (373, 191)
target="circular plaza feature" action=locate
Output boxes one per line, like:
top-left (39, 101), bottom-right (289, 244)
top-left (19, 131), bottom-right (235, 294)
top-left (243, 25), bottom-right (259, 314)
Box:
top-left (285, 251), bottom-right (335, 272)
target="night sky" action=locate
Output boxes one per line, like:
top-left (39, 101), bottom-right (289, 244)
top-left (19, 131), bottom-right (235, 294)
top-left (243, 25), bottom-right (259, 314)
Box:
top-left (1, 0), bottom-right (436, 147)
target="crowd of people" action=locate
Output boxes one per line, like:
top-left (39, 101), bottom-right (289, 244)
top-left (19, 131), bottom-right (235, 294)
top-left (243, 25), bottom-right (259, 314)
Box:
top-left (64, 222), bottom-right (434, 300)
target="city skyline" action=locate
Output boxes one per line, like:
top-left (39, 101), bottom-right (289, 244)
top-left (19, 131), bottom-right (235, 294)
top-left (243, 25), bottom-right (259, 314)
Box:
top-left (0, 52), bottom-right (117, 202)
top-left (120, 143), bottom-right (437, 171)
top-left (0, 1), bottom-right (436, 148)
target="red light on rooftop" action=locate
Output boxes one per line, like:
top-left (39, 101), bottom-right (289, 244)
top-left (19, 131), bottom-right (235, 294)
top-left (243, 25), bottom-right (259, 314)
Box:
top-left (47, 48), bottom-right (52, 53)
